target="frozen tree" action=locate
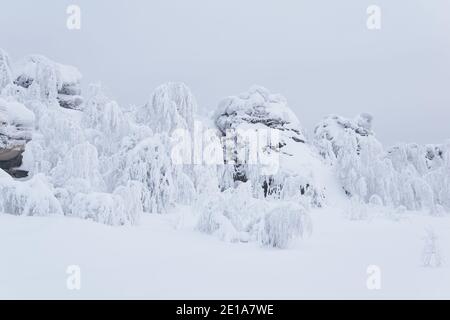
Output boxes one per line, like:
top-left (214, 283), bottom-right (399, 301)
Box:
top-left (51, 142), bottom-right (105, 191)
top-left (82, 84), bottom-right (130, 155)
top-left (121, 135), bottom-right (176, 213)
top-left (197, 182), bottom-right (261, 242)
top-left (113, 181), bottom-right (144, 225)
top-left (136, 82), bottom-right (197, 134)
top-left (0, 49), bottom-right (12, 91)
top-left (20, 107), bottom-right (86, 177)
top-left (71, 192), bottom-right (129, 226)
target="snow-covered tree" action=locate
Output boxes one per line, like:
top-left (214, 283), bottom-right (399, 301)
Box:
top-left (136, 82), bottom-right (197, 134)
top-left (0, 171), bottom-right (63, 216)
top-left (121, 135), bottom-right (176, 213)
top-left (0, 49), bottom-right (12, 92)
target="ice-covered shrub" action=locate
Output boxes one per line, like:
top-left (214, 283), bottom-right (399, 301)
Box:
top-left (369, 194), bottom-right (383, 207)
top-left (197, 182), bottom-right (312, 248)
top-left (113, 181), bottom-right (144, 225)
top-left (121, 135), bottom-right (175, 213)
top-left (51, 142), bottom-right (105, 191)
top-left (82, 84), bottom-right (130, 155)
top-left (196, 182), bottom-right (263, 242)
top-left (258, 201), bottom-right (311, 249)
top-left (0, 172), bottom-right (63, 216)
top-left (70, 181), bottom-right (144, 226)
top-left (71, 192), bottom-right (128, 226)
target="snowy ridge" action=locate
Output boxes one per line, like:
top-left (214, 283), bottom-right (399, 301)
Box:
top-left (314, 113), bottom-right (450, 214)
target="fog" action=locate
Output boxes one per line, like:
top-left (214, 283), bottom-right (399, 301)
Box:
top-left (1, 0), bottom-right (449, 145)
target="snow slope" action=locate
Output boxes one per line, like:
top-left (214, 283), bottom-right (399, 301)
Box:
top-left (1, 207), bottom-right (449, 299)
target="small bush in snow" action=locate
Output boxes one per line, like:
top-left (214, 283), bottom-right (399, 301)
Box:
top-left (0, 172), bottom-right (63, 216)
top-left (71, 192), bottom-right (130, 226)
top-left (258, 202), bottom-right (311, 249)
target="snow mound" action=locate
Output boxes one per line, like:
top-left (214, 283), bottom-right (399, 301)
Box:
top-left (215, 85), bottom-right (304, 141)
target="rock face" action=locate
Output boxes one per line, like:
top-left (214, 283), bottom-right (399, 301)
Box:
top-left (214, 86), bottom-right (327, 206)
top-left (0, 98), bottom-right (35, 177)
top-left (215, 86), bottom-right (306, 143)
top-left (13, 55), bottom-right (83, 110)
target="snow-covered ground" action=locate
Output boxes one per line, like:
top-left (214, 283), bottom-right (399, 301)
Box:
top-left (1, 208), bottom-right (449, 300)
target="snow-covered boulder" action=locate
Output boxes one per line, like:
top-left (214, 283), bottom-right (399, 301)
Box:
top-left (214, 86), bottom-right (328, 207)
top-left (121, 136), bottom-right (176, 213)
top-left (13, 55), bottom-right (83, 109)
top-left (0, 98), bottom-right (35, 176)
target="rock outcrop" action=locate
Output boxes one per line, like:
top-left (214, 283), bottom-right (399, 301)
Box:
top-left (13, 55), bottom-right (83, 109)
top-left (214, 86), bottom-right (327, 206)
top-left (0, 98), bottom-right (35, 177)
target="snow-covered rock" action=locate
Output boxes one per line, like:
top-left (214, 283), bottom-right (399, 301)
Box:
top-left (0, 97), bottom-right (35, 176)
top-left (214, 86), bottom-right (328, 207)
top-left (197, 182), bottom-right (312, 248)
top-left (13, 55), bottom-right (83, 109)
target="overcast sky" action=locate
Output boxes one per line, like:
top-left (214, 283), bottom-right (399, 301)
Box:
top-left (1, 0), bottom-right (449, 146)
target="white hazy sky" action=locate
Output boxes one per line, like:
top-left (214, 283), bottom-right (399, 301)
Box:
top-left (1, 0), bottom-right (449, 146)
